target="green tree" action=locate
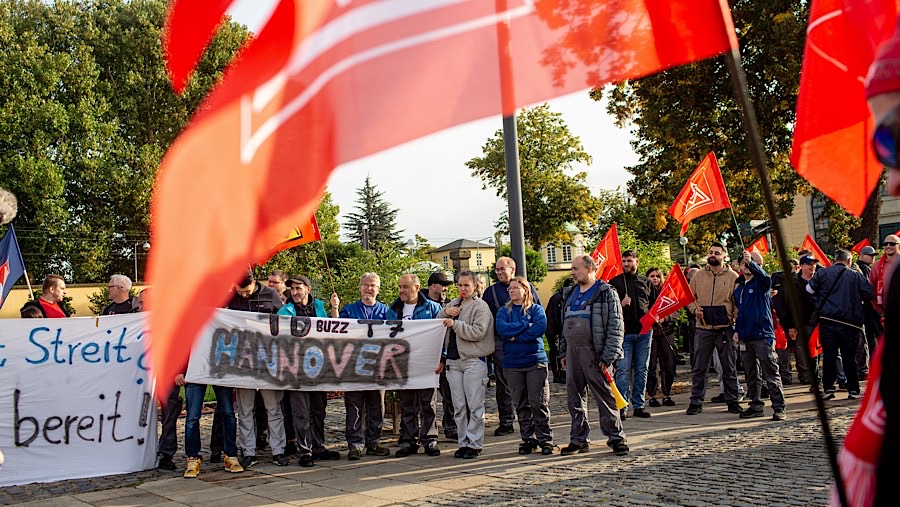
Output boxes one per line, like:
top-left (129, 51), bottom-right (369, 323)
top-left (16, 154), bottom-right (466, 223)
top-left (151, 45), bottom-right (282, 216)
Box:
top-left (489, 245), bottom-right (548, 284)
top-left (467, 104), bottom-right (603, 249)
top-left (0, 0), bottom-right (248, 283)
top-left (599, 1), bottom-right (879, 248)
top-left (343, 176), bottom-right (403, 247)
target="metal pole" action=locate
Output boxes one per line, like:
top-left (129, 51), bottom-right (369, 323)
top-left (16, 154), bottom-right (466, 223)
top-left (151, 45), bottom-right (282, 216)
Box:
top-left (133, 243), bottom-right (138, 282)
top-left (723, 47), bottom-right (848, 507)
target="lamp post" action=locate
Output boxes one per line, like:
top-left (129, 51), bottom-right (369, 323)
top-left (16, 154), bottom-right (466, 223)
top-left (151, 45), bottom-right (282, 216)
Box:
top-left (679, 236), bottom-right (688, 265)
top-left (361, 225), bottom-right (369, 251)
top-left (134, 242), bottom-right (150, 282)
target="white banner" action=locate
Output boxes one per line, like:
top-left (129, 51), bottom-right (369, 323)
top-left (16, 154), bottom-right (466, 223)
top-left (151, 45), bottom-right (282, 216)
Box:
top-left (0, 313), bottom-right (157, 487)
top-left (187, 310), bottom-right (445, 391)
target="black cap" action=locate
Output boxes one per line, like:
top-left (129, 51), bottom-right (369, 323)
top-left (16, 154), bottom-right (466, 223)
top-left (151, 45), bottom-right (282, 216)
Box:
top-left (286, 275), bottom-right (312, 287)
top-left (427, 272), bottom-right (453, 286)
top-left (798, 254), bottom-right (819, 265)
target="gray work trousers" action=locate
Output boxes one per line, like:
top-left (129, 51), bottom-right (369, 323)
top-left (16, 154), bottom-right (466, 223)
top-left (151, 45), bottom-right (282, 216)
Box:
top-left (290, 391), bottom-right (327, 456)
top-left (506, 363), bottom-right (553, 445)
top-left (566, 347), bottom-right (625, 445)
top-left (398, 388), bottom-right (438, 445)
top-left (691, 327), bottom-right (739, 405)
top-left (446, 358), bottom-right (488, 449)
top-left (739, 339), bottom-right (786, 410)
top-left (236, 388), bottom-right (286, 455)
top-left (344, 390), bottom-right (385, 451)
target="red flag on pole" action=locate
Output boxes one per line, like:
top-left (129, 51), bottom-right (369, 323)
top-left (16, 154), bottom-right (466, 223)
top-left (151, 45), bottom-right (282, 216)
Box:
top-left (851, 238), bottom-right (872, 255)
top-left (148, 1), bottom-right (741, 394)
top-left (790, 0), bottom-right (897, 217)
top-left (639, 263), bottom-right (695, 334)
top-left (256, 216), bottom-right (321, 266)
top-left (748, 235), bottom-right (769, 255)
top-left (590, 224), bottom-right (622, 282)
top-left (809, 325), bottom-right (823, 358)
top-left (668, 152), bottom-right (732, 236)
top-left (802, 234), bottom-right (832, 267)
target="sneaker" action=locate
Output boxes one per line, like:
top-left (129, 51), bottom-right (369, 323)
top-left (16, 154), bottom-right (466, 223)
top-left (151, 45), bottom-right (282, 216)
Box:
top-left (619, 408), bottom-right (628, 421)
top-left (518, 440), bottom-right (537, 455)
top-left (298, 455), bottom-right (315, 467)
top-left (739, 407), bottom-right (764, 419)
top-left (454, 447), bottom-right (470, 458)
top-left (727, 401), bottom-right (743, 414)
top-left (183, 457), bottom-right (201, 478)
top-left (823, 390), bottom-right (836, 400)
top-left (710, 393), bottom-right (726, 403)
top-left (541, 443), bottom-right (554, 455)
top-left (273, 454), bottom-right (290, 466)
top-left (493, 424), bottom-right (515, 436)
top-left (348, 448), bottom-right (362, 461)
top-left (312, 450), bottom-right (341, 461)
top-left (848, 390), bottom-right (862, 400)
top-left (560, 442), bottom-right (589, 456)
top-left (157, 455), bottom-right (177, 471)
top-left (648, 398), bottom-right (661, 407)
top-left (366, 445), bottom-right (391, 456)
top-left (209, 451), bottom-right (222, 464)
top-left (239, 455), bottom-right (257, 469)
top-left (662, 397), bottom-right (676, 407)
top-left (611, 440), bottom-right (629, 456)
top-left (395, 443), bottom-right (419, 457)
top-left (772, 408), bottom-right (787, 421)
top-left (686, 404), bottom-right (703, 415)
top-left (463, 447), bottom-right (481, 459)
top-left (633, 408), bottom-right (651, 418)
top-left (223, 455), bottom-right (244, 473)
top-left (424, 441), bottom-right (441, 456)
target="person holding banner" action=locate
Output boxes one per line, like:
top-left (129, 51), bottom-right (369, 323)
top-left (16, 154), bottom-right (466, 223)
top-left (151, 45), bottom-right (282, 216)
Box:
top-left (644, 268), bottom-right (677, 408)
top-left (386, 274), bottom-right (443, 457)
top-left (339, 272), bottom-right (391, 460)
top-left (495, 276), bottom-right (552, 456)
top-left (439, 270), bottom-right (495, 459)
top-left (20, 274), bottom-right (69, 318)
top-left (732, 251), bottom-right (787, 421)
top-left (559, 254), bottom-right (628, 457)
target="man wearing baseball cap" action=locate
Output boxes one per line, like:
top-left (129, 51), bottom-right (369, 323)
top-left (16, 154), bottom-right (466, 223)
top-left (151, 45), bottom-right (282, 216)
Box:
top-left (421, 271), bottom-right (458, 441)
top-left (423, 271), bottom-right (453, 306)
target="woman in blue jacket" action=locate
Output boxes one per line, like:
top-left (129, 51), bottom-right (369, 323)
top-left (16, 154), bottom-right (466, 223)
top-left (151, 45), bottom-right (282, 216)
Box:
top-left (495, 276), bottom-right (553, 455)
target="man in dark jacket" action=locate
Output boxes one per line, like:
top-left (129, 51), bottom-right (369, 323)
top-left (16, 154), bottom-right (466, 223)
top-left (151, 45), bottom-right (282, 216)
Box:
top-left (807, 249), bottom-right (873, 400)
top-left (856, 245), bottom-right (882, 380)
top-left (545, 277), bottom-right (574, 384)
top-left (20, 274), bottom-right (69, 318)
top-left (608, 250), bottom-right (658, 419)
top-left (733, 251), bottom-right (786, 420)
top-left (421, 271), bottom-right (458, 441)
top-left (102, 274), bottom-right (139, 315)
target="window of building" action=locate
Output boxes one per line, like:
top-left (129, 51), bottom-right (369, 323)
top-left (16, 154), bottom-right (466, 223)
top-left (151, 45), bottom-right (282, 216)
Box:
top-left (562, 244), bottom-right (573, 262)
top-left (810, 193), bottom-right (833, 252)
top-left (546, 244), bottom-right (557, 264)
top-left (575, 241), bottom-right (584, 257)
top-left (442, 255), bottom-right (448, 267)
top-left (476, 252), bottom-right (483, 267)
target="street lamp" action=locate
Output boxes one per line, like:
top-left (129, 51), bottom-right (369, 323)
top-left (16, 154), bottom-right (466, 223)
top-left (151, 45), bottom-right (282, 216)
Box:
top-left (134, 242), bottom-right (150, 282)
top-left (679, 236), bottom-right (688, 265)
top-left (361, 225), bottom-right (369, 251)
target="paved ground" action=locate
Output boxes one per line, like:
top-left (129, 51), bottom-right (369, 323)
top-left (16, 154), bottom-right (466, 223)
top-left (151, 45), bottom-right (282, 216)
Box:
top-left (1, 364), bottom-right (858, 506)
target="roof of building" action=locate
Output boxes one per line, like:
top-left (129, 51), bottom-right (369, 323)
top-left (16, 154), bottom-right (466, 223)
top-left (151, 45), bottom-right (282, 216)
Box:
top-left (430, 239), bottom-right (494, 252)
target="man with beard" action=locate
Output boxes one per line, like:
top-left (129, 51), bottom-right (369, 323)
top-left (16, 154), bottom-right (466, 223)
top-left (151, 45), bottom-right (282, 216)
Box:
top-left (870, 234), bottom-right (899, 317)
top-left (685, 242), bottom-right (742, 415)
top-left (421, 271), bottom-right (458, 441)
top-left (608, 250), bottom-right (658, 419)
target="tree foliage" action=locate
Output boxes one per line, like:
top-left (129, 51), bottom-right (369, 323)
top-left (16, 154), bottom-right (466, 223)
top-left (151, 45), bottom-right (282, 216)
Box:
top-left (598, 1), bottom-right (877, 248)
top-left (467, 104), bottom-right (603, 250)
top-left (0, 0), bottom-right (248, 283)
top-left (343, 176), bottom-right (403, 247)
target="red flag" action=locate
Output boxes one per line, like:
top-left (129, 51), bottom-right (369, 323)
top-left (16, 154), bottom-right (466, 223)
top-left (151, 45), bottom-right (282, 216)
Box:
top-left (590, 224), bottom-right (622, 282)
top-left (790, 0), bottom-right (897, 217)
top-left (773, 310), bottom-right (787, 350)
top-left (851, 238), bottom-right (872, 255)
top-left (148, 1), bottom-right (740, 393)
top-left (256, 216), bottom-right (321, 266)
top-left (668, 152), bottom-right (732, 236)
top-left (802, 234), bottom-right (832, 268)
top-left (748, 235), bottom-right (769, 256)
top-left (639, 263), bottom-right (695, 334)
top-left (809, 325), bottom-right (823, 358)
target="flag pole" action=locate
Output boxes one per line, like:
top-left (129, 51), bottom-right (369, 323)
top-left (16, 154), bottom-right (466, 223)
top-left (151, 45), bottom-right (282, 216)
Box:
top-left (722, 46), bottom-right (848, 507)
top-left (729, 209), bottom-right (746, 252)
top-left (22, 269), bottom-right (34, 299)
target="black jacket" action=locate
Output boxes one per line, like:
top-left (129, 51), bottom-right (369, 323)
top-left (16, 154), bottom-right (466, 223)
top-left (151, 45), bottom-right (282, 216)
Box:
top-left (20, 298), bottom-right (70, 318)
top-left (808, 263), bottom-right (873, 326)
top-left (609, 272), bottom-right (658, 335)
top-left (226, 282), bottom-right (282, 314)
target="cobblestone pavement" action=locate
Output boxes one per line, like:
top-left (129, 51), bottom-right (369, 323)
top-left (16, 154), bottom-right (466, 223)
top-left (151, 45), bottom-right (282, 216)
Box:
top-left (0, 365), bottom-right (858, 506)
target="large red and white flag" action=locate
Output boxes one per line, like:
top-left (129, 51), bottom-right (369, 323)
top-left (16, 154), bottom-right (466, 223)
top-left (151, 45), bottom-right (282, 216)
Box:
top-left (591, 223), bottom-right (622, 282)
top-left (639, 263), bottom-right (694, 334)
top-left (790, 0), bottom-right (897, 217)
top-left (748, 235), bottom-right (769, 255)
top-left (148, 0), bottom-right (740, 392)
top-left (668, 152), bottom-right (732, 236)
top-left (802, 233), bottom-right (832, 267)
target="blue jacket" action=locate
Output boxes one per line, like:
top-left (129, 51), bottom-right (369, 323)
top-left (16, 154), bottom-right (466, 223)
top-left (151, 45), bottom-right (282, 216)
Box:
top-left (339, 300), bottom-right (389, 319)
top-left (386, 296), bottom-right (442, 320)
top-left (495, 303), bottom-right (548, 368)
top-left (277, 298), bottom-right (327, 318)
top-left (733, 261), bottom-right (775, 341)
top-left (808, 263), bottom-right (874, 326)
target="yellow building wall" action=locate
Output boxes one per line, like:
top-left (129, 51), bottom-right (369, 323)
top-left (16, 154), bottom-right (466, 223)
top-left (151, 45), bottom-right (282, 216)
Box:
top-left (1, 285), bottom-right (148, 319)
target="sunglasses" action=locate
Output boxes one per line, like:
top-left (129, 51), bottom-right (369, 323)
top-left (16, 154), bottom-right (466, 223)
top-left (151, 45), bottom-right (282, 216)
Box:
top-left (885, 242), bottom-right (898, 246)
top-left (874, 103), bottom-right (900, 168)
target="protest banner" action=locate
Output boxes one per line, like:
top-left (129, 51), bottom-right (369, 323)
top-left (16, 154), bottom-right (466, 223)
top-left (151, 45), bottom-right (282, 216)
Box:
top-left (0, 314), bottom-right (157, 487)
top-left (186, 309), bottom-right (446, 391)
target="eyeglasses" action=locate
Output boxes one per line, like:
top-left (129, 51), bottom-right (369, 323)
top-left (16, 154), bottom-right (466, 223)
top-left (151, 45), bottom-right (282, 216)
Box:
top-left (108, 285), bottom-right (121, 289)
top-left (886, 242), bottom-right (898, 246)
top-left (874, 104), bottom-right (900, 168)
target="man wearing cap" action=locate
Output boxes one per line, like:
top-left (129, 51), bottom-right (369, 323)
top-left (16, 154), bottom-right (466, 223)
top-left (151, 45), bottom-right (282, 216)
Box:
top-left (781, 254), bottom-right (822, 387)
top-left (870, 234), bottom-right (899, 317)
top-left (422, 271), bottom-right (459, 441)
top-left (338, 272), bottom-right (392, 460)
top-left (277, 275), bottom-right (341, 466)
top-left (857, 246), bottom-right (883, 380)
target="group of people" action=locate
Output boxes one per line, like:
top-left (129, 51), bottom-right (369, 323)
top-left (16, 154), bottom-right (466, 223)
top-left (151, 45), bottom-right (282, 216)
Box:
top-left (20, 238), bottom-right (883, 478)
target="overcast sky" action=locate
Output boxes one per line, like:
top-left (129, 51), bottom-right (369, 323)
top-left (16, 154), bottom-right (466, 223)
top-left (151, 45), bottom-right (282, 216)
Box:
top-left (228, 1), bottom-right (638, 247)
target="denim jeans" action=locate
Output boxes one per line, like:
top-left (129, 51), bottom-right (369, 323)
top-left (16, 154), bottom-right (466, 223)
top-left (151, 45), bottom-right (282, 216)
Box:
top-left (184, 383), bottom-right (237, 458)
top-left (615, 332), bottom-right (653, 409)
